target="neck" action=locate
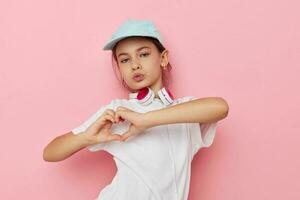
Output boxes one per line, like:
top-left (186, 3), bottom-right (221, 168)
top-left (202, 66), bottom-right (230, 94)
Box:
top-left (148, 78), bottom-right (164, 98)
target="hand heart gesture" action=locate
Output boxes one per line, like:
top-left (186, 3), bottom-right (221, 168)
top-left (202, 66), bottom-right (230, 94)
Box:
top-left (114, 106), bottom-right (149, 141)
top-left (84, 109), bottom-right (124, 145)
top-left (84, 106), bottom-right (150, 145)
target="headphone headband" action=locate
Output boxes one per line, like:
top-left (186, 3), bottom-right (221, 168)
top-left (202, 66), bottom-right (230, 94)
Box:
top-left (129, 87), bottom-right (174, 106)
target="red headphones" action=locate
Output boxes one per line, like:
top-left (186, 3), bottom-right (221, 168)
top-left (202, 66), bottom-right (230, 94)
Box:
top-left (129, 87), bottom-right (174, 106)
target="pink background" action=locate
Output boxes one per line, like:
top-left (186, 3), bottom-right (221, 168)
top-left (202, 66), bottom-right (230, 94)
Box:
top-left (1, 0), bottom-right (299, 199)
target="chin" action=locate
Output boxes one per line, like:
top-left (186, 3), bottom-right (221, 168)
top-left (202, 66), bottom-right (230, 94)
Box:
top-left (129, 82), bottom-right (151, 91)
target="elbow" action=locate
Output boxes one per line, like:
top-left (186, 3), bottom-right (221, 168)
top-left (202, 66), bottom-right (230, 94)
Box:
top-left (43, 147), bottom-right (53, 162)
top-left (43, 148), bottom-right (50, 162)
top-left (43, 146), bottom-right (61, 162)
top-left (216, 97), bottom-right (230, 119)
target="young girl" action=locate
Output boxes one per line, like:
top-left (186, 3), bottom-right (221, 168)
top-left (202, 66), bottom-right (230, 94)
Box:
top-left (43, 19), bottom-right (229, 200)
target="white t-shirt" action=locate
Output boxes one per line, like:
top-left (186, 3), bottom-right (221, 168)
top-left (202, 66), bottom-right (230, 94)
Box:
top-left (72, 95), bottom-right (218, 200)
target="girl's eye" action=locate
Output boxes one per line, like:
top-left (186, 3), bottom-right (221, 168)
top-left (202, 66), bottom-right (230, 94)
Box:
top-left (140, 53), bottom-right (149, 57)
top-left (120, 58), bottom-right (129, 63)
top-left (120, 53), bottom-right (149, 63)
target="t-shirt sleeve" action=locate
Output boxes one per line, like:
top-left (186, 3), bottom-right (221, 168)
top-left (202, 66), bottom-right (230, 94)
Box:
top-left (71, 100), bottom-right (115, 152)
top-left (179, 96), bottom-right (219, 157)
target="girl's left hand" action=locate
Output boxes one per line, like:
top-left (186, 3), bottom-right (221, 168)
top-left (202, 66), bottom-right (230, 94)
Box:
top-left (114, 106), bottom-right (149, 141)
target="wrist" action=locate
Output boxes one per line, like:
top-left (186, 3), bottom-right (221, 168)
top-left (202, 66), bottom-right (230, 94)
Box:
top-left (79, 132), bottom-right (97, 146)
top-left (144, 110), bottom-right (158, 129)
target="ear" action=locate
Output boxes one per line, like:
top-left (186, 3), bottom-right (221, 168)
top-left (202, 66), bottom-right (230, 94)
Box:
top-left (160, 49), bottom-right (169, 68)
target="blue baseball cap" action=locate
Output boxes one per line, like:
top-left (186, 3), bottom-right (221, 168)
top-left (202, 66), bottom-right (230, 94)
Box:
top-left (102, 19), bottom-right (165, 51)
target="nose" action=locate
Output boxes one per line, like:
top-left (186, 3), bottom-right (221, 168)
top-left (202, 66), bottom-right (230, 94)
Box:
top-left (131, 58), bottom-right (142, 70)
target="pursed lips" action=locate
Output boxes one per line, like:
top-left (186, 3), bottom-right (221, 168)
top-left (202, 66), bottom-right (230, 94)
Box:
top-left (132, 73), bottom-right (144, 81)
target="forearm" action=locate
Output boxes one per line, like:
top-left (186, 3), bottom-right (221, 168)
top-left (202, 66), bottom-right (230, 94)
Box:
top-left (145, 97), bottom-right (229, 128)
top-left (43, 132), bottom-right (92, 162)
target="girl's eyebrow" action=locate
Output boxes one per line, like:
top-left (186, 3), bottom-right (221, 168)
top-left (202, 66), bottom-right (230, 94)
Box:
top-left (118, 46), bottom-right (151, 58)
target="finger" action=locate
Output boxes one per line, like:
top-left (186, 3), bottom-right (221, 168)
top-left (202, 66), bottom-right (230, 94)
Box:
top-left (115, 110), bottom-right (125, 123)
top-left (97, 113), bottom-right (114, 124)
top-left (103, 114), bottom-right (115, 124)
top-left (121, 131), bottom-right (133, 142)
top-left (105, 108), bottom-right (115, 114)
top-left (101, 110), bottom-right (116, 123)
top-left (88, 119), bottom-right (107, 134)
top-left (104, 109), bottom-right (116, 122)
top-left (107, 134), bottom-right (123, 142)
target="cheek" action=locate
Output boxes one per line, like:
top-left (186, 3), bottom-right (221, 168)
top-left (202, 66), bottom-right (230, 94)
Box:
top-left (144, 57), bottom-right (161, 69)
top-left (151, 60), bottom-right (163, 73)
top-left (151, 56), bottom-right (162, 68)
top-left (119, 68), bottom-right (131, 80)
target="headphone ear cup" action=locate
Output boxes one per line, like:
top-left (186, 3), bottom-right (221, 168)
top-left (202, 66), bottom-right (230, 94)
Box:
top-left (158, 87), bottom-right (174, 105)
top-left (137, 87), bottom-right (155, 106)
top-left (165, 88), bottom-right (174, 100)
top-left (136, 87), bottom-right (149, 100)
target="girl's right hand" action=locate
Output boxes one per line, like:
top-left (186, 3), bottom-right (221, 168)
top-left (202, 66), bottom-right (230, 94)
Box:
top-left (83, 109), bottom-right (124, 145)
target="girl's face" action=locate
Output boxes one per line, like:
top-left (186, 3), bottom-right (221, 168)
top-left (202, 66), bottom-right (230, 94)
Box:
top-left (115, 37), bottom-right (169, 93)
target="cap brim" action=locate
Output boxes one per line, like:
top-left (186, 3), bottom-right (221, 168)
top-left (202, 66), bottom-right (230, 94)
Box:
top-left (102, 34), bottom-right (163, 51)
top-left (102, 36), bottom-right (137, 51)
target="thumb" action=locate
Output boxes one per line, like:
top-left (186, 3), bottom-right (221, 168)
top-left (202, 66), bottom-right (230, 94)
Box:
top-left (121, 130), bottom-right (133, 142)
top-left (121, 124), bottom-right (139, 141)
top-left (106, 133), bottom-right (123, 142)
